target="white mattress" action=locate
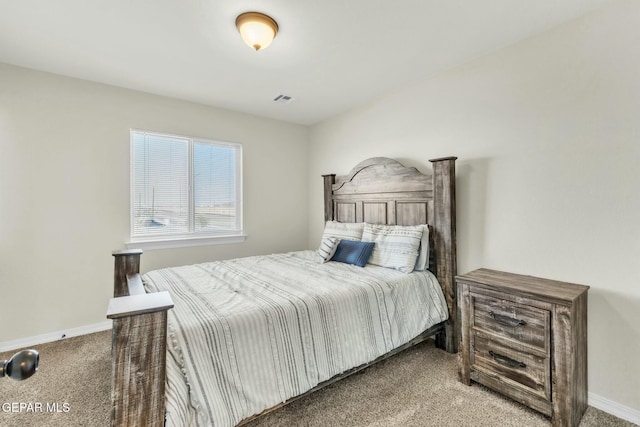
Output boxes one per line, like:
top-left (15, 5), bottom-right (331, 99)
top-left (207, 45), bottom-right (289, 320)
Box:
top-left (143, 250), bottom-right (449, 426)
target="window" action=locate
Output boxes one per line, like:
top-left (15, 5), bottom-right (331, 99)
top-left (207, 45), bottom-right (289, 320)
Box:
top-left (129, 130), bottom-right (243, 249)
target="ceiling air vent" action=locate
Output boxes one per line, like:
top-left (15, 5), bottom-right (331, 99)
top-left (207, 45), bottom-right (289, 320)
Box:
top-left (273, 94), bottom-right (294, 104)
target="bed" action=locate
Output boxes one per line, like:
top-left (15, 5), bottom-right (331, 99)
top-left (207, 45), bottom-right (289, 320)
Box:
top-left (106, 156), bottom-right (458, 427)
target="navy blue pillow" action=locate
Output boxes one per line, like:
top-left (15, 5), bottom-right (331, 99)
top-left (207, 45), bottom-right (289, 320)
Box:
top-left (331, 240), bottom-right (375, 267)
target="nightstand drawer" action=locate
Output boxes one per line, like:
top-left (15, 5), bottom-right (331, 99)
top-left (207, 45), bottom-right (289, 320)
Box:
top-left (471, 332), bottom-right (551, 400)
top-left (471, 293), bottom-right (550, 351)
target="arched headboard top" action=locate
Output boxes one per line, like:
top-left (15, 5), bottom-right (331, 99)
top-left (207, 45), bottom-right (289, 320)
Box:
top-left (332, 157), bottom-right (433, 195)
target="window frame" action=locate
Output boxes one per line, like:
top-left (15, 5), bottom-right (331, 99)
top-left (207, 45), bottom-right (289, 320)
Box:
top-left (126, 129), bottom-right (245, 250)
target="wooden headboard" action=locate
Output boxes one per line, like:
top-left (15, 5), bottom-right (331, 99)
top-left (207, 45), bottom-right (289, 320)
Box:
top-left (322, 156), bottom-right (457, 353)
top-left (106, 156), bottom-right (458, 425)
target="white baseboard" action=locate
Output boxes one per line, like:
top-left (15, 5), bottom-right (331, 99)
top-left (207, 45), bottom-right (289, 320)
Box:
top-left (589, 392), bottom-right (640, 425)
top-left (0, 321), bottom-right (112, 353)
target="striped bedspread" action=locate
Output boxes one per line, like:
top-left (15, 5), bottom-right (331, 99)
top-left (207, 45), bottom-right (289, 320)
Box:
top-left (143, 250), bottom-right (449, 427)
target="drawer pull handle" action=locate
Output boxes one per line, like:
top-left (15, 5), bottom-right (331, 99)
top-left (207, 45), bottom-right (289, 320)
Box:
top-left (489, 311), bottom-right (526, 327)
top-left (489, 350), bottom-right (526, 369)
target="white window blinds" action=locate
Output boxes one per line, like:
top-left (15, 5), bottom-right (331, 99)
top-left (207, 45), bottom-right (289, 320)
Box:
top-left (131, 130), bottom-right (242, 240)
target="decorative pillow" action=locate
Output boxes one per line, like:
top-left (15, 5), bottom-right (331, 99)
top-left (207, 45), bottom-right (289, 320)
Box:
top-left (331, 240), bottom-right (375, 267)
top-left (317, 236), bottom-right (340, 263)
top-left (321, 221), bottom-right (364, 242)
top-left (362, 223), bottom-right (422, 273)
top-left (413, 225), bottom-right (430, 271)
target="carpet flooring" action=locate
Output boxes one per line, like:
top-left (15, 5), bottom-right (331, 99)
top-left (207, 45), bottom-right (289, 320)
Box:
top-left (0, 331), bottom-right (635, 427)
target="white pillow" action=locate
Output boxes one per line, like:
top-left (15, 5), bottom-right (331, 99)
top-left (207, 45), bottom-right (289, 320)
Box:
top-left (362, 223), bottom-right (422, 273)
top-left (321, 221), bottom-right (364, 242)
top-left (413, 225), bottom-right (430, 271)
top-left (317, 236), bottom-right (340, 263)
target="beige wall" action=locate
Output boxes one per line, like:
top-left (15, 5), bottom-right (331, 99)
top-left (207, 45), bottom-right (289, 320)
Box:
top-left (308, 0), bottom-right (639, 412)
top-left (1, 0), bottom-right (638, 415)
top-left (0, 63), bottom-right (308, 342)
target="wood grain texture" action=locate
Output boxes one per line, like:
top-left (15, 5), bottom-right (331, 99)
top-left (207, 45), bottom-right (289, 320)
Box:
top-left (323, 157), bottom-right (457, 354)
top-left (572, 292), bottom-right (589, 426)
top-left (109, 250), bottom-right (173, 427)
top-left (471, 293), bottom-right (549, 351)
top-left (111, 310), bottom-right (168, 427)
top-left (430, 157), bottom-right (458, 353)
top-left (112, 250), bottom-right (143, 298)
top-left (332, 157), bottom-right (433, 196)
top-left (458, 268), bottom-right (589, 306)
top-left (457, 269), bottom-right (589, 427)
top-left (551, 292), bottom-right (589, 427)
top-left (471, 370), bottom-right (552, 416)
top-left (322, 174), bottom-right (336, 222)
top-left (458, 282), bottom-right (471, 385)
top-left (472, 331), bottom-right (550, 399)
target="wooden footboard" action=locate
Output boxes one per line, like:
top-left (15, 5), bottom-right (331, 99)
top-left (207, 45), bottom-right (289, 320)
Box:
top-left (106, 249), bottom-right (174, 427)
top-left (107, 156), bottom-right (457, 426)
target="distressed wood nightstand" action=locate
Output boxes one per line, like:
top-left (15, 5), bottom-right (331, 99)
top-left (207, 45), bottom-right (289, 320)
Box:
top-left (457, 269), bottom-right (589, 427)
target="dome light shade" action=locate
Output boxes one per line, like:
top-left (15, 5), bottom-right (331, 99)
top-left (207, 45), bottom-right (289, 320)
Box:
top-left (235, 12), bottom-right (279, 51)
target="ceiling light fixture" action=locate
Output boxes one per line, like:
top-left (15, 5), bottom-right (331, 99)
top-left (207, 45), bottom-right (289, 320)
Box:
top-left (235, 12), bottom-right (279, 51)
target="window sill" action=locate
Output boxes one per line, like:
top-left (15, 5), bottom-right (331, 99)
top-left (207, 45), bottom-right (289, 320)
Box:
top-left (126, 234), bottom-right (247, 251)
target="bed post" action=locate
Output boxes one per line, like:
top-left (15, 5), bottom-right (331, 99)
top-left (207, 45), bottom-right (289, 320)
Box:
top-left (322, 174), bottom-right (336, 222)
top-left (429, 157), bottom-right (458, 353)
top-left (113, 249), bottom-right (142, 297)
top-left (108, 250), bottom-right (174, 427)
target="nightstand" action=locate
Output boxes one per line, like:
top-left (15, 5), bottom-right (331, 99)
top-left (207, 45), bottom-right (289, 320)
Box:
top-left (457, 269), bottom-right (589, 427)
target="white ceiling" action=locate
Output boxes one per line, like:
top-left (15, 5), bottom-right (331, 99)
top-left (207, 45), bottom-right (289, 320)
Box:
top-left (0, 0), bottom-right (614, 125)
